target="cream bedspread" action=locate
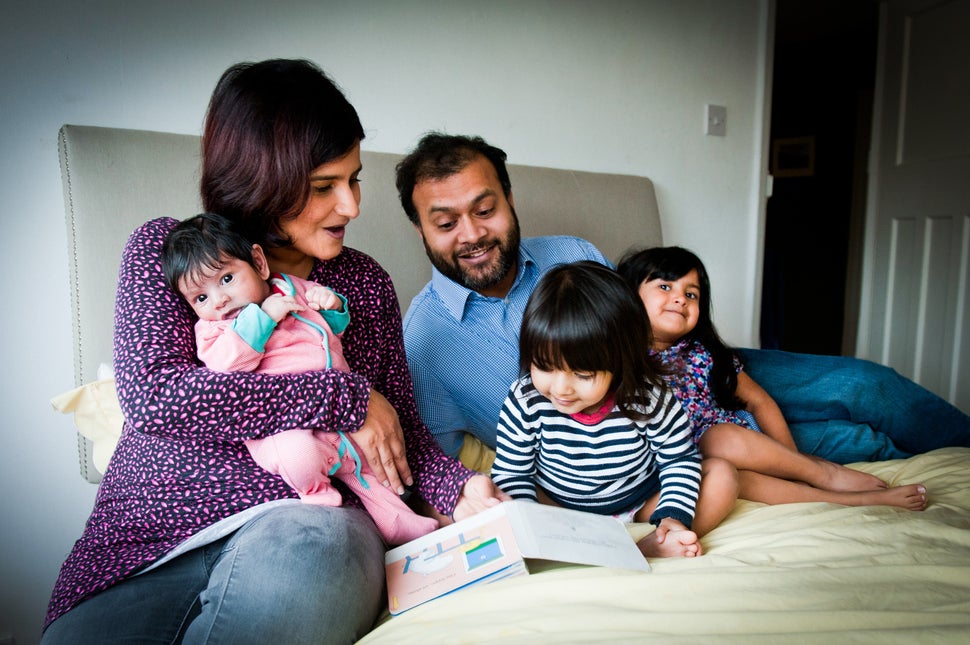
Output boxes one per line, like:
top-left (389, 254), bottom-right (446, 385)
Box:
top-left (359, 447), bottom-right (970, 644)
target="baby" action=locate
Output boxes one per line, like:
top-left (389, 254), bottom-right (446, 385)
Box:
top-left (161, 212), bottom-right (438, 545)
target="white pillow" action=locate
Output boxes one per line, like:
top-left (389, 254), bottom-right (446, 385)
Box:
top-left (51, 364), bottom-right (123, 475)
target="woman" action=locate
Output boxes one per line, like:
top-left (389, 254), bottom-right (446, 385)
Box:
top-left (42, 59), bottom-right (508, 644)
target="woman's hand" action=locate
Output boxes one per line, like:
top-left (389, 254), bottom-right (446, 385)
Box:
top-left (353, 389), bottom-right (412, 494)
top-left (452, 475), bottom-right (513, 522)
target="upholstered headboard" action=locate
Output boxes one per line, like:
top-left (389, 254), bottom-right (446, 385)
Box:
top-left (57, 124), bottom-right (663, 482)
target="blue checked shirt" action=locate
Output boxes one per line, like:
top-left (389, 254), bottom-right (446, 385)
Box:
top-left (402, 236), bottom-right (609, 456)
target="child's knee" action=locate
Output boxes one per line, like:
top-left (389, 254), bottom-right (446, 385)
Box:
top-left (702, 457), bottom-right (739, 493)
top-left (700, 424), bottom-right (748, 457)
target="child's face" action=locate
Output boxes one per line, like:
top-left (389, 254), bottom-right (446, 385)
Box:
top-left (637, 268), bottom-right (701, 350)
top-left (530, 363), bottom-right (613, 416)
top-left (178, 253), bottom-right (271, 322)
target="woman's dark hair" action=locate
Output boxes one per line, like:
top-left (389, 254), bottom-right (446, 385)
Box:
top-left (616, 246), bottom-right (744, 410)
top-left (161, 212), bottom-right (257, 294)
top-left (201, 58), bottom-right (365, 248)
top-left (520, 261), bottom-right (669, 420)
top-left (395, 132), bottom-right (512, 225)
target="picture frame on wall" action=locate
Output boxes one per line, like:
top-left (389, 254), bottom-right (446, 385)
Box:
top-left (771, 136), bottom-right (815, 177)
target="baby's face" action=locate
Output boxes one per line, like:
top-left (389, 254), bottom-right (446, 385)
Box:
top-left (178, 256), bottom-right (270, 321)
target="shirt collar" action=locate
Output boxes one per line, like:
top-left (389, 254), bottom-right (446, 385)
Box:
top-left (430, 244), bottom-right (539, 321)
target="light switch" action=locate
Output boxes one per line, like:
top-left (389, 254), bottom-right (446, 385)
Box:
top-left (706, 104), bottom-right (726, 136)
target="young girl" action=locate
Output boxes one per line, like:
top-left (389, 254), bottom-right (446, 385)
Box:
top-left (617, 246), bottom-right (927, 510)
top-left (490, 261), bottom-right (739, 558)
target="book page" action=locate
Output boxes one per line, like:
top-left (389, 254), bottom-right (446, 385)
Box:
top-left (384, 501), bottom-right (649, 615)
top-left (505, 501), bottom-right (650, 572)
top-left (385, 503), bottom-right (527, 614)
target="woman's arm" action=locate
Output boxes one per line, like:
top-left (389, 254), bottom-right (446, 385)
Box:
top-left (316, 248), bottom-right (474, 514)
top-left (370, 312), bottom-right (475, 513)
top-left (736, 371), bottom-right (798, 451)
top-left (113, 218), bottom-right (371, 443)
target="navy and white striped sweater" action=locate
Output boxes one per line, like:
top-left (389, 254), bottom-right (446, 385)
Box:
top-left (491, 375), bottom-right (702, 527)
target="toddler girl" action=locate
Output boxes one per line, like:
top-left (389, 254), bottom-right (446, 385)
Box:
top-left (490, 261), bottom-right (738, 558)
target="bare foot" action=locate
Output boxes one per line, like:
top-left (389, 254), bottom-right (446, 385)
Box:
top-left (812, 457), bottom-right (888, 492)
top-left (837, 483), bottom-right (928, 511)
top-left (637, 527), bottom-right (701, 558)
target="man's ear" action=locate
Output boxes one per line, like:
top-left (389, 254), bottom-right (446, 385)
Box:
top-left (412, 223), bottom-right (425, 241)
top-left (251, 244), bottom-right (271, 280)
top-left (508, 191), bottom-right (515, 209)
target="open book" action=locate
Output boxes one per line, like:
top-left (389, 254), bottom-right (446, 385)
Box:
top-left (385, 500), bottom-right (650, 615)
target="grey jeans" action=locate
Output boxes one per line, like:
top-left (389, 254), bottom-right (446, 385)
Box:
top-left (42, 504), bottom-right (385, 644)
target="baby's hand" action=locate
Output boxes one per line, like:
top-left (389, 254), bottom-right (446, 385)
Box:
top-left (261, 293), bottom-right (304, 322)
top-left (306, 285), bottom-right (341, 311)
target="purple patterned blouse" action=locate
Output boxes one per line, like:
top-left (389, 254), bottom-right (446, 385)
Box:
top-left (45, 217), bottom-right (473, 627)
top-left (652, 339), bottom-right (753, 441)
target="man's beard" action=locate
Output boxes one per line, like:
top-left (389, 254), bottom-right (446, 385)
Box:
top-left (423, 208), bottom-right (521, 293)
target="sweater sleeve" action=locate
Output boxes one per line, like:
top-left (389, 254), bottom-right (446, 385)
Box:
top-left (113, 218), bottom-right (372, 443)
top-left (490, 380), bottom-right (540, 501)
top-left (319, 293), bottom-right (350, 335)
top-left (644, 390), bottom-right (703, 528)
top-left (195, 305), bottom-right (276, 373)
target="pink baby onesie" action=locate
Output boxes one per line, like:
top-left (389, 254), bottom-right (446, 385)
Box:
top-left (195, 272), bottom-right (437, 545)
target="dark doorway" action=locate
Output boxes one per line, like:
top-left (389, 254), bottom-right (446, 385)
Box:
top-left (761, 0), bottom-right (879, 355)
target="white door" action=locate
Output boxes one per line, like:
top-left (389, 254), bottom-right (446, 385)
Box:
top-left (858, 0), bottom-right (970, 413)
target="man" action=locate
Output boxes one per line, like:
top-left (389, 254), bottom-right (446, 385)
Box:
top-left (396, 133), bottom-right (606, 459)
top-left (396, 132), bottom-right (970, 466)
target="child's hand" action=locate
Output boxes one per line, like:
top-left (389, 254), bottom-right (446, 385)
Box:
top-left (305, 285), bottom-right (341, 311)
top-left (261, 293), bottom-right (304, 322)
top-left (453, 475), bottom-right (513, 522)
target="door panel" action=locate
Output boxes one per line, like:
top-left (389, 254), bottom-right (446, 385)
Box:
top-left (860, 0), bottom-right (970, 412)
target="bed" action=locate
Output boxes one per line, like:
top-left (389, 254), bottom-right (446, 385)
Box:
top-left (54, 125), bottom-right (970, 643)
top-left (363, 449), bottom-right (970, 643)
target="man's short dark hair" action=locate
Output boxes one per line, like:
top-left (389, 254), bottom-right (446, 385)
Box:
top-left (395, 133), bottom-right (512, 225)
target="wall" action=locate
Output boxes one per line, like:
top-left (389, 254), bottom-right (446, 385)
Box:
top-left (0, 1), bottom-right (770, 641)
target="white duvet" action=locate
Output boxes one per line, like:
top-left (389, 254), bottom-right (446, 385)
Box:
top-left (359, 447), bottom-right (970, 644)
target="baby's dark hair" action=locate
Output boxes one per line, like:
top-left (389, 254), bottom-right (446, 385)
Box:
top-left (520, 261), bottom-right (669, 420)
top-left (616, 246), bottom-right (744, 410)
top-left (161, 212), bottom-right (258, 294)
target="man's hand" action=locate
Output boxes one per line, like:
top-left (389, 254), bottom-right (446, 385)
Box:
top-left (352, 389), bottom-right (412, 494)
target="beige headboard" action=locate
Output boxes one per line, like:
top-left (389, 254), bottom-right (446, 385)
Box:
top-left (58, 124), bottom-right (663, 482)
